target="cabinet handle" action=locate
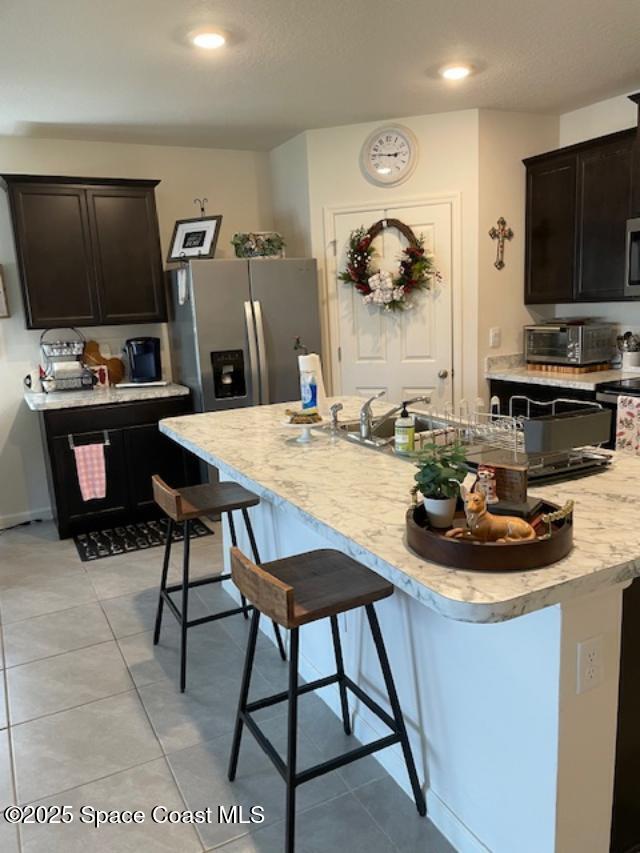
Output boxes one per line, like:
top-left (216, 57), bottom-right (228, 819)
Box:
top-left (438, 369), bottom-right (449, 379)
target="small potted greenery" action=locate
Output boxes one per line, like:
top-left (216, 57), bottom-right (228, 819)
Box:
top-left (412, 442), bottom-right (466, 528)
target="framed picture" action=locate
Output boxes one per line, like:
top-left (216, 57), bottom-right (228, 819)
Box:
top-left (167, 215), bottom-right (223, 263)
top-left (0, 265), bottom-right (8, 318)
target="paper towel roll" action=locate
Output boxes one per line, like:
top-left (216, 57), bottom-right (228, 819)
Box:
top-left (298, 353), bottom-right (328, 416)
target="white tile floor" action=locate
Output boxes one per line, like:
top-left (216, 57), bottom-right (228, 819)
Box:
top-left (0, 520), bottom-right (455, 853)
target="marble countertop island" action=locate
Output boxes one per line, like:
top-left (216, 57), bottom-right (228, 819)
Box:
top-left (25, 383), bottom-right (190, 411)
top-left (160, 397), bottom-right (640, 623)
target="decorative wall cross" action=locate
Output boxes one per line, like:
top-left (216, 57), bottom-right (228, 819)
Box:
top-left (488, 217), bottom-right (514, 270)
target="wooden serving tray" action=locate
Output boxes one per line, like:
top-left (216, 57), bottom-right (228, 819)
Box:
top-left (406, 500), bottom-right (573, 571)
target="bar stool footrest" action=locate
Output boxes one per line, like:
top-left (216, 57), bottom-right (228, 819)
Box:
top-left (160, 586), bottom-right (248, 629)
top-left (245, 674), bottom-right (340, 714)
top-left (240, 672), bottom-right (403, 790)
top-left (164, 573), bottom-right (231, 595)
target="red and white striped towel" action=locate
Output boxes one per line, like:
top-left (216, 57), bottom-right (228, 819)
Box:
top-left (616, 395), bottom-right (640, 455)
top-left (73, 443), bottom-right (107, 501)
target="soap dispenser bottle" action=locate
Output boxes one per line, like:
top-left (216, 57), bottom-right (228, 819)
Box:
top-left (394, 402), bottom-right (415, 454)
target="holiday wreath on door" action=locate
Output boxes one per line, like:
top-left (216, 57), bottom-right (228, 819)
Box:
top-left (339, 218), bottom-right (441, 312)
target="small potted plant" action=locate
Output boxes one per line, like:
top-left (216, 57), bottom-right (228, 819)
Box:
top-left (412, 441), bottom-right (466, 528)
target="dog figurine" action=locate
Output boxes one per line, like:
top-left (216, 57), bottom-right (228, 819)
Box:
top-left (445, 488), bottom-right (537, 543)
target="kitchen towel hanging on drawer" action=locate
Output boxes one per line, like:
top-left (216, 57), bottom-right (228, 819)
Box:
top-left (72, 443), bottom-right (107, 501)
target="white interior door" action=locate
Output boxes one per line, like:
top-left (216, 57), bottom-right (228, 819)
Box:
top-left (331, 201), bottom-right (453, 407)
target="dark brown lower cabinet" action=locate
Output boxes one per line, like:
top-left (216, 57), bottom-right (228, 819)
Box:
top-left (611, 579), bottom-right (640, 853)
top-left (40, 395), bottom-right (199, 538)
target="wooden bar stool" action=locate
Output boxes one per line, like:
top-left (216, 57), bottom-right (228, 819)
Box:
top-left (151, 476), bottom-right (287, 692)
top-left (227, 547), bottom-right (426, 853)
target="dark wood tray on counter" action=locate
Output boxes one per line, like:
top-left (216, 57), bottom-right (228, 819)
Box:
top-left (406, 500), bottom-right (573, 571)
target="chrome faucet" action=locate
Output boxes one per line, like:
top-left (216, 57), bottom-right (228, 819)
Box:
top-left (359, 391), bottom-right (386, 440)
top-left (329, 401), bottom-right (343, 432)
top-left (359, 394), bottom-right (432, 441)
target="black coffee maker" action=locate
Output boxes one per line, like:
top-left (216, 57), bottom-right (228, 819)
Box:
top-left (124, 337), bottom-right (162, 383)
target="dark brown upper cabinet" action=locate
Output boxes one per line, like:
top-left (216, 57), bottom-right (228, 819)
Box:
top-left (524, 128), bottom-right (635, 305)
top-left (1, 175), bottom-right (166, 328)
top-left (576, 136), bottom-right (634, 301)
top-left (525, 155), bottom-right (577, 304)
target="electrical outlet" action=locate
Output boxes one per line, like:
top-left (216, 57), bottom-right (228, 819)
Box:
top-left (489, 327), bottom-right (501, 348)
top-left (577, 635), bottom-right (604, 694)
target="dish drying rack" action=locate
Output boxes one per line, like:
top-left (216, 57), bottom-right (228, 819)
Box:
top-left (412, 399), bottom-right (524, 454)
top-left (410, 395), bottom-right (612, 483)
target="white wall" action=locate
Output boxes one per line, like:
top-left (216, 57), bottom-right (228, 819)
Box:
top-left (0, 136), bottom-right (273, 528)
top-left (269, 133), bottom-right (312, 258)
top-left (477, 111), bottom-right (559, 393)
top-left (559, 93), bottom-right (637, 147)
top-left (269, 110), bottom-right (481, 400)
top-left (270, 108), bottom-right (559, 403)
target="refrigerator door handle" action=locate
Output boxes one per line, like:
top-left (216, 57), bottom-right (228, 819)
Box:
top-left (253, 300), bottom-right (270, 404)
top-left (244, 300), bottom-right (260, 404)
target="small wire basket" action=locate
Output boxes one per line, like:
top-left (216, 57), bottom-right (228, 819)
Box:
top-left (40, 328), bottom-right (85, 359)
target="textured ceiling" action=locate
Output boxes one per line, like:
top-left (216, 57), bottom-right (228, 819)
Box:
top-left (0, 0), bottom-right (639, 150)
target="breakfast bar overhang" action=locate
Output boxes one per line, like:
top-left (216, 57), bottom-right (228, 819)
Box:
top-left (161, 398), bottom-right (639, 853)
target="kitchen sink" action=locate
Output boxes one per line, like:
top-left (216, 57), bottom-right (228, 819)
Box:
top-left (325, 412), bottom-right (447, 455)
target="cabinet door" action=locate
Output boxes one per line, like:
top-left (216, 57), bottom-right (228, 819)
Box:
top-left (123, 423), bottom-right (191, 513)
top-left (50, 429), bottom-right (128, 531)
top-left (525, 156), bottom-right (577, 304)
top-left (10, 184), bottom-right (99, 328)
top-left (576, 139), bottom-right (633, 301)
top-left (87, 187), bottom-right (166, 324)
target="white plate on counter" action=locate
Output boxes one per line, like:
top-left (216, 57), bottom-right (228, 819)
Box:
top-left (281, 416), bottom-right (327, 443)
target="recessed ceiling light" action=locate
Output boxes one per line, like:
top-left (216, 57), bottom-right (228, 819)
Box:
top-left (192, 30), bottom-right (226, 49)
top-left (439, 64), bottom-right (472, 81)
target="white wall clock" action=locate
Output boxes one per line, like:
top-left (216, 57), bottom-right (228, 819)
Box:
top-left (360, 125), bottom-right (419, 187)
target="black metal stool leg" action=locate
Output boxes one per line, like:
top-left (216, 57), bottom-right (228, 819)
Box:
top-left (285, 627), bottom-right (299, 853)
top-left (153, 518), bottom-right (174, 645)
top-left (180, 520), bottom-right (191, 693)
top-left (228, 511), bottom-right (250, 620)
top-left (330, 615), bottom-right (351, 736)
top-left (228, 609), bottom-right (261, 781)
top-left (365, 604), bottom-right (426, 816)
top-left (241, 507), bottom-right (287, 662)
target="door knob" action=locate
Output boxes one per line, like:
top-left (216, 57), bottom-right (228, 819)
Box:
top-left (438, 369), bottom-right (449, 379)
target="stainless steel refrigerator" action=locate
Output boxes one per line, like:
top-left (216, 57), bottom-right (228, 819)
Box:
top-left (167, 258), bottom-right (321, 413)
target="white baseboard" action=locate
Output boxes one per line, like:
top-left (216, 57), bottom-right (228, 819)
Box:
top-left (0, 506), bottom-right (52, 531)
top-left (425, 790), bottom-right (491, 853)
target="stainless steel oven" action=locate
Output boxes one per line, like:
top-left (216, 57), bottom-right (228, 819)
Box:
top-left (625, 217), bottom-right (640, 297)
top-left (524, 323), bottom-right (613, 365)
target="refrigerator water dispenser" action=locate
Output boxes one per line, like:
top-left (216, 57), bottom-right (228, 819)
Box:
top-left (211, 350), bottom-right (247, 399)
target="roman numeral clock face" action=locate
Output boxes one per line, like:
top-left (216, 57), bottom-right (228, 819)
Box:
top-left (360, 125), bottom-right (418, 186)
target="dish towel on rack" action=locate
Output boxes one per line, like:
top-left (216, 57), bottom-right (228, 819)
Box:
top-left (73, 443), bottom-right (107, 501)
top-left (615, 395), bottom-right (640, 454)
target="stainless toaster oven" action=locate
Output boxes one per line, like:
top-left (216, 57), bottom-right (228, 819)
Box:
top-left (524, 324), bottom-right (613, 365)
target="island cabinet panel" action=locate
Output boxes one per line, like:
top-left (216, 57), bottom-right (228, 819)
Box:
top-left (87, 187), bottom-right (165, 324)
top-left (40, 395), bottom-right (199, 538)
top-left (9, 184), bottom-right (98, 327)
top-left (524, 128), bottom-right (636, 305)
top-left (2, 175), bottom-right (166, 329)
top-left (612, 578), bottom-right (640, 853)
top-left (576, 137), bottom-right (634, 301)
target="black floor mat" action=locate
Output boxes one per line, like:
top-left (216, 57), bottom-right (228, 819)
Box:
top-left (73, 518), bottom-right (213, 561)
